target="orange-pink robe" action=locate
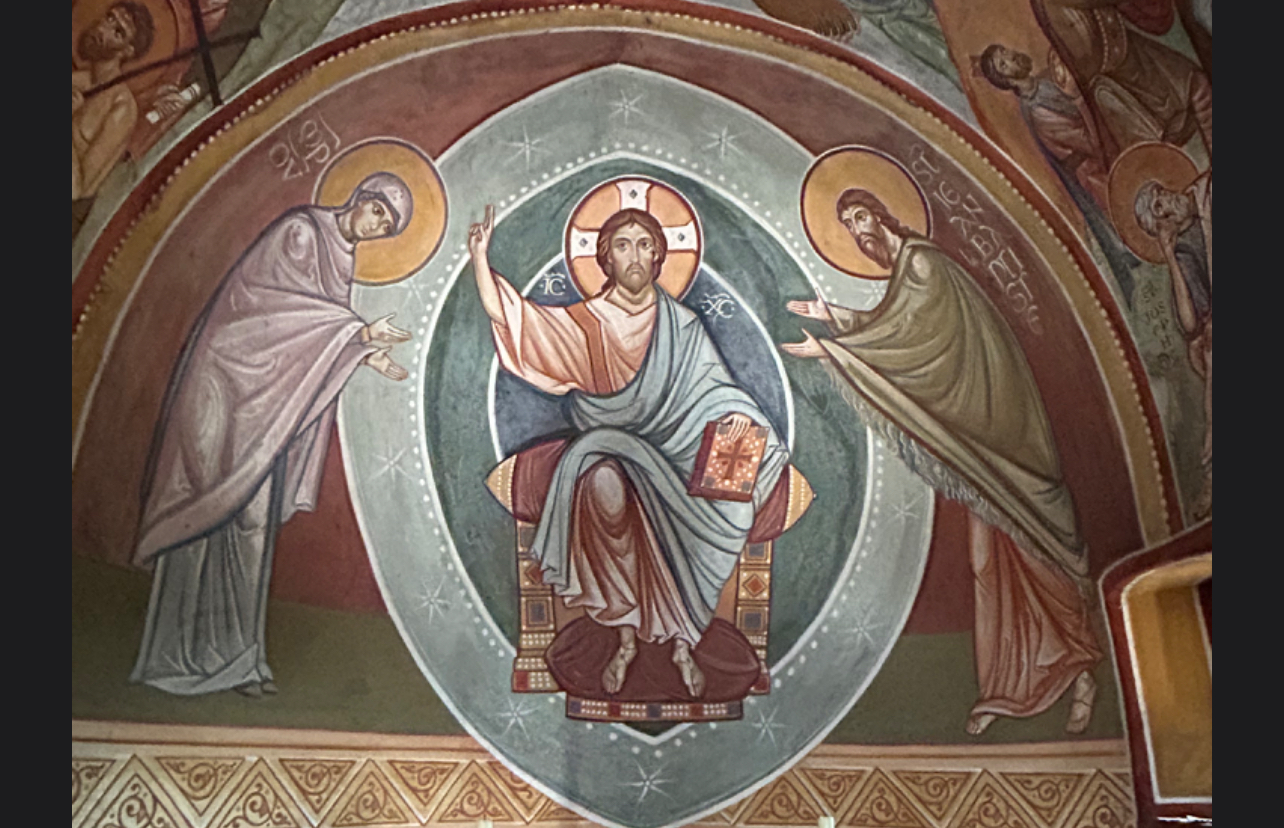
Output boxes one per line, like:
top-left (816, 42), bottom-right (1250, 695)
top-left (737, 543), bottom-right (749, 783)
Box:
top-left (490, 279), bottom-right (704, 645)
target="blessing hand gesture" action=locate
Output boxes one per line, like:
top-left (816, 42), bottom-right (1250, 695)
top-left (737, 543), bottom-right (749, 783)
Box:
top-left (468, 204), bottom-right (495, 260)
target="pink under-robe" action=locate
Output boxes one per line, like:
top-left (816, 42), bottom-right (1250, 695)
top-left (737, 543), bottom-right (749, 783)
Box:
top-left (969, 513), bottom-right (1101, 720)
top-left (490, 278), bottom-right (704, 645)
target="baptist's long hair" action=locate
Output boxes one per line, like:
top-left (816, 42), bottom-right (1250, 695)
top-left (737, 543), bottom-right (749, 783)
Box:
top-left (594, 209), bottom-right (668, 294)
top-left (834, 188), bottom-right (920, 240)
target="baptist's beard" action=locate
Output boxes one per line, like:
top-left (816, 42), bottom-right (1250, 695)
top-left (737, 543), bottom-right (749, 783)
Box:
top-left (1014, 52), bottom-right (1033, 77)
top-left (857, 233), bottom-right (893, 269)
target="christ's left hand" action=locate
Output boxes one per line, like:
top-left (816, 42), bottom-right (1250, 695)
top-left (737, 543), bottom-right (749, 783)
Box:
top-left (719, 413), bottom-right (754, 442)
top-left (780, 329), bottom-right (826, 359)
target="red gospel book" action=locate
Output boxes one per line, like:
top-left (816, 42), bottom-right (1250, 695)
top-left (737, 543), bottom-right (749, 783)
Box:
top-left (687, 420), bottom-right (770, 502)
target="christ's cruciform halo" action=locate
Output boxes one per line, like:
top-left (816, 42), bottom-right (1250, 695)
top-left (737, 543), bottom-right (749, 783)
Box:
top-left (564, 177), bottom-right (702, 299)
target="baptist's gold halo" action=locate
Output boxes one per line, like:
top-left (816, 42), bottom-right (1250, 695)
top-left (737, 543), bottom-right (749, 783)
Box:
top-left (72, 0), bottom-right (181, 89)
top-left (1107, 142), bottom-right (1200, 265)
top-left (564, 177), bottom-right (702, 300)
top-left (314, 139), bottom-right (447, 286)
top-left (801, 146), bottom-right (931, 280)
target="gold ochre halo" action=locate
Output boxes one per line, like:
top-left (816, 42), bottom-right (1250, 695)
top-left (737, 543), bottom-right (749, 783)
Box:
top-left (314, 139), bottom-right (447, 286)
top-left (801, 146), bottom-right (931, 280)
top-left (1107, 142), bottom-right (1200, 265)
top-left (564, 177), bottom-right (702, 299)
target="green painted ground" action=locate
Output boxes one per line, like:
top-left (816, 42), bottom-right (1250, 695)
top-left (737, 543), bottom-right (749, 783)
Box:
top-left (72, 554), bottom-right (1121, 743)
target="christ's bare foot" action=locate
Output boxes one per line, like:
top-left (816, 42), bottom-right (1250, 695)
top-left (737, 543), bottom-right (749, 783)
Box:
top-left (603, 630), bottom-right (638, 695)
top-left (673, 640), bottom-right (706, 698)
top-left (965, 713), bottom-right (996, 736)
top-left (1065, 670), bottom-right (1097, 734)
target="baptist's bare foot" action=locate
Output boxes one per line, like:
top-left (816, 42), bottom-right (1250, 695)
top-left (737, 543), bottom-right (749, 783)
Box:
top-left (965, 712), bottom-right (996, 735)
top-left (673, 641), bottom-right (706, 698)
top-left (260, 680), bottom-right (279, 695)
top-left (1066, 670), bottom-right (1097, 734)
top-left (602, 641), bottom-right (637, 695)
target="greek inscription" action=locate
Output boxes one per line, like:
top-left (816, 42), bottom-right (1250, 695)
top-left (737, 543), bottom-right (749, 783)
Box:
top-left (698, 292), bottom-right (736, 320)
top-left (540, 273), bottom-right (567, 296)
top-left (911, 144), bottom-right (1043, 335)
top-left (908, 144), bottom-right (940, 185)
top-left (269, 113), bottom-right (342, 181)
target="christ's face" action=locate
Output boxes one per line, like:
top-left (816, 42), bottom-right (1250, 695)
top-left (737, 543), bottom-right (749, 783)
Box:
top-left (606, 223), bottom-right (659, 293)
top-left (841, 206), bottom-right (893, 269)
top-left (79, 6), bottom-right (137, 62)
top-left (351, 198), bottom-right (396, 241)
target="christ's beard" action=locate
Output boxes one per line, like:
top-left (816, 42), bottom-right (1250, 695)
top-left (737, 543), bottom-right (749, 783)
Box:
top-left (858, 234), bottom-right (893, 269)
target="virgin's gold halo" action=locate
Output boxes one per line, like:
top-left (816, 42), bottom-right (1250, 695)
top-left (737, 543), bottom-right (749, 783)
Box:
top-left (314, 139), bottom-right (447, 285)
top-left (1107, 142), bottom-right (1200, 265)
top-left (801, 147), bottom-right (931, 279)
top-left (564, 177), bottom-right (701, 299)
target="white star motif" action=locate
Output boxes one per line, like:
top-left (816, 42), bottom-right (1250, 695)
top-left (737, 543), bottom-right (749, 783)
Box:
top-left (749, 706), bottom-right (788, 747)
top-left (371, 448), bottom-right (414, 483)
top-left (623, 762), bottom-right (671, 804)
top-left (702, 126), bottom-right (742, 160)
top-left (398, 277), bottom-right (433, 311)
top-left (416, 580), bottom-right (452, 626)
top-left (609, 92), bottom-right (645, 127)
top-left (505, 126), bottom-right (546, 170)
top-left (844, 609), bottom-right (888, 648)
top-left (889, 495), bottom-right (922, 525)
top-left (496, 698), bottom-right (536, 739)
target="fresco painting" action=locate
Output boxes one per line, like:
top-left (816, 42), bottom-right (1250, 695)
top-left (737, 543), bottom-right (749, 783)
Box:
top-left (932, 0), bottom-right (1212, 525)
top-left (71, 0), bottom-right (273, 236)
top-left (72, 3), bottom-right (1210, 827)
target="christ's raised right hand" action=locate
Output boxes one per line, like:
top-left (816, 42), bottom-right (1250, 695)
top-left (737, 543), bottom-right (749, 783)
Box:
top-left (468, 204), bottom-right (495, 260)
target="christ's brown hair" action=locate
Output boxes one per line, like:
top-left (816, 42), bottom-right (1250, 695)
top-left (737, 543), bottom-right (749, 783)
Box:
top-left (835, 188), bottom-right (919, 239)
top-left (594, 209), bottom-right (669, 290)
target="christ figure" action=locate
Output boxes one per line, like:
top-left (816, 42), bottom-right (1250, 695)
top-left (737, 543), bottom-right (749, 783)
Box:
top-left (469, 204), bottom-right (789, 698)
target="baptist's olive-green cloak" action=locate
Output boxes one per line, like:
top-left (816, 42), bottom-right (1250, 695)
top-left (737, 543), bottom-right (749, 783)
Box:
top-left (819, 238), bottom-right (1086, 575)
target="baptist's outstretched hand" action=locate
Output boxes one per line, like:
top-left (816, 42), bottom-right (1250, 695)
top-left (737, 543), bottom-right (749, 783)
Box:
top-left (786, 297), bottom-right (833, 323)
top-left (780, 328), bottom-right (826, 359)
